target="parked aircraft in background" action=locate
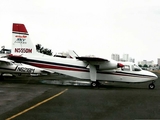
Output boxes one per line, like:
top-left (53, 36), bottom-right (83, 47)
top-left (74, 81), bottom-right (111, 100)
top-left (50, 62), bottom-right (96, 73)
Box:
top-left (0, 57), bottom-right (52, 79)
top-left (8, 23), bottom-right (158, 89)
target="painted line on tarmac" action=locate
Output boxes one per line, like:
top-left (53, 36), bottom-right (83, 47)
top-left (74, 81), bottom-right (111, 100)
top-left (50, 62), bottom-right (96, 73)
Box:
top-left (6, 88), bottom-right (68, 120)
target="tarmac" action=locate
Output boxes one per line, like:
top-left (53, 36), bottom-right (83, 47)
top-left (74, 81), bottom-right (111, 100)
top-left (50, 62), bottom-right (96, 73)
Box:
top-left (0, 73), bottom-right (160, 120)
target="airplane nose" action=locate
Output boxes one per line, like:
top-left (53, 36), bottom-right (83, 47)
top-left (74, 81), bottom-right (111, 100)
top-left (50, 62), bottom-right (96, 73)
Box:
top-left (154, 74), bottom-right (158, 79)
top-left (145, 70), bottom-right (158, 80)
top-left (151, 72), bottom-right (158, 80)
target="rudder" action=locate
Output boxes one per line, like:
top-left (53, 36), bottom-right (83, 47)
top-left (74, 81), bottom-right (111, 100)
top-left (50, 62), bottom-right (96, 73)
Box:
top-left (12, 23), bottom-right (37, 55)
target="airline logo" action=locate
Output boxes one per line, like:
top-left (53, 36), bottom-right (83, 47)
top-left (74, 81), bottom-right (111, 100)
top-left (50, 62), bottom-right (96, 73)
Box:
top-left (14, 35), bottom-right (27, 44)
top-left (15, 48), bottom-right (32, 53)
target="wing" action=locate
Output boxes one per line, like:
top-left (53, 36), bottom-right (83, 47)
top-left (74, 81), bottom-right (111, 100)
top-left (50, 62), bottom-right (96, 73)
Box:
top-left (76, 56), bottom-right (124, 82)
top-left (76, 56), bottom-right (123, 70)
top-left (76, 56), bottom-right (109, 62)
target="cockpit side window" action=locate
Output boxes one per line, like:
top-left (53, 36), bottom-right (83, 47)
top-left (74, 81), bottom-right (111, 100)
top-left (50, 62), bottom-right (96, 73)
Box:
top-left (121, 65), bottom-right (130, 71)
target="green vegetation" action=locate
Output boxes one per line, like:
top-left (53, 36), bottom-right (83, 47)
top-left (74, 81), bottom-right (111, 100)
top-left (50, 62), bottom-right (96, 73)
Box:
top-left (143, 64), bottom-right (148, 68)
top-left (36, 44), bottom-right (52, 56)
top-left (138, 64), bottom-right (142, 67)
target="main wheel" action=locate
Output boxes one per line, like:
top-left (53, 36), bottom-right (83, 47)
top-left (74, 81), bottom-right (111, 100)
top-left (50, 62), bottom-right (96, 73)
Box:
top-left (91, 82), bottom-right (97, 87)
top-left (149, 83), bottom-right (155, 89)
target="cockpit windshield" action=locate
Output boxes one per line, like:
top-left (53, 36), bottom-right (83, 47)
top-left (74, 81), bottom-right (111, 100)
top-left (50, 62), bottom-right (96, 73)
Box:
top-left (132, 64), bottom-right (141, 71)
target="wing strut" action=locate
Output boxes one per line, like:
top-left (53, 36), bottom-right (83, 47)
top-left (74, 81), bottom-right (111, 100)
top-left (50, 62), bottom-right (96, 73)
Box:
top-left (89, 64), bottom-right (97, 82)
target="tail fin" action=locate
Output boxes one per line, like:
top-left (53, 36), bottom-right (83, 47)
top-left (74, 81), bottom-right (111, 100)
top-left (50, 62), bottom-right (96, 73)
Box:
top-left (68, 50), bottom-right (79, 59)
top-left (12, 23), bottom-right (37, 55)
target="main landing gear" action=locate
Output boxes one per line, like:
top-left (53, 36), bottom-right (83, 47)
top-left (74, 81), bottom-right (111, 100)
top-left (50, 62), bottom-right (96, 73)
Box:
top-left (91, 81), bottom-right (100, 87)
top-left (149, 81), bottom-right (155, 89)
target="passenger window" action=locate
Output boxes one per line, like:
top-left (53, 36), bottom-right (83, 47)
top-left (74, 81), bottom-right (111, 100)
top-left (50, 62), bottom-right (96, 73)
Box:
top-left (121, 65), bottom-right (130, 71)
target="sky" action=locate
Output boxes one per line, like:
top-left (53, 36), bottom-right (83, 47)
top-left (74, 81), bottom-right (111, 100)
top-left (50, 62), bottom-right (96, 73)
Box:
top-left (0, 0), bottom-right (160, 64)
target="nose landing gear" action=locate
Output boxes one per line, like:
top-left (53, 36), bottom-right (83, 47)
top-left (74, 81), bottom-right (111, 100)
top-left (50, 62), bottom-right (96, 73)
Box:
top-left (149, 81), bottom-right (155, 89)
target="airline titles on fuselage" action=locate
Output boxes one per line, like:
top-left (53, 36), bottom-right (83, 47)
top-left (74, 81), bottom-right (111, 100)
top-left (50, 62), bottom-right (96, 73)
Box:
top-left (16, 67), bottom-right (35, 73)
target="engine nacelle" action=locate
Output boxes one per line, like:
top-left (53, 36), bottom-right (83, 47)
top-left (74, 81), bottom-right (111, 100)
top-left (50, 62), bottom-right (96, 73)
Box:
top-left (98, 61), bottom-right (124, 70)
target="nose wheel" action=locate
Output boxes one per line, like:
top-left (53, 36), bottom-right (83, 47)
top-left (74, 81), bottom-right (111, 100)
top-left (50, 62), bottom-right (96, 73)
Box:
top-left (149, 83), bottom-right (155, 89)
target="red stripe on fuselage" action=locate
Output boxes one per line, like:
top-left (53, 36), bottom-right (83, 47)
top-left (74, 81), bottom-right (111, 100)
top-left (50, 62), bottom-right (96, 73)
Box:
top-left (28, 62), bottom-right (89, 72)
top-left (113, 73), bottom-right (155, 78)
top-left (26, 61), bottom-right (155, 78)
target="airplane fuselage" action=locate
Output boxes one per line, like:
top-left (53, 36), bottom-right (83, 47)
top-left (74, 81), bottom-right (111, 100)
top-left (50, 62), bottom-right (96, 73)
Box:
top-left (9, 23), bottom-right (158, 89)
top-left (10, 54), bottom-right (158, 83)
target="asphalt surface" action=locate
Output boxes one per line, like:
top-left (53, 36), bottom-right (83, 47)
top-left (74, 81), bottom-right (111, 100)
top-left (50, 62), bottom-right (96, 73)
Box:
top-left (0, 73), bottom-right (160, 120)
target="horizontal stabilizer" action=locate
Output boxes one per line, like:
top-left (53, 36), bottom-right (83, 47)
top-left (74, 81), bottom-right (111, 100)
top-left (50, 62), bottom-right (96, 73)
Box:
top-left (7, 54), bottom-right (27, 62)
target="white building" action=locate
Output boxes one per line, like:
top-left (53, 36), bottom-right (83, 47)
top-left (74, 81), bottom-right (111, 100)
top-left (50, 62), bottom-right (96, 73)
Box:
top-left (111, 54), bottom-right (120, 61)
top-left (157, 58), bottom-right (160, 66)
top-left (122, 54), bottom-right (129, 62)
top-left (111, 53), bottom-right (135, 63)
top-left (129, 57), bottom-right (135, 63)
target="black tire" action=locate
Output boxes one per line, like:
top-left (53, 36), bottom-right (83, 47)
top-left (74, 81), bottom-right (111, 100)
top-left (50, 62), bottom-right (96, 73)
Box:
top-left (91, 82), bottom-right (97, 87)
top-left (149, 83), bottom-right (155, 89)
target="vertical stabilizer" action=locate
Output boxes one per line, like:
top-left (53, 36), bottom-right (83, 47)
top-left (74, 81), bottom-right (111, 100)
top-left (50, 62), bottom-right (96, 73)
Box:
top-left (12, 23), bottom-right (37, 55)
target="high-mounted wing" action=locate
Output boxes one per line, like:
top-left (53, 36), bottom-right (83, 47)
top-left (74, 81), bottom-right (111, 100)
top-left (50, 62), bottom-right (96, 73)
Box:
top-left (76, 56), bottom-right (123, 70)
top-left (76, 56), bottom-right (109, 62)
top-left (76, 56), bottom-right (124, 83)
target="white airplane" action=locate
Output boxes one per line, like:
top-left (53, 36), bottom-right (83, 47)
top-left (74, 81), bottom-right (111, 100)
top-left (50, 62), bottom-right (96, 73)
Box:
top-left (0, 57), bottom-right (52, 79)
top-left (8, 23), bottom-right (158, 89)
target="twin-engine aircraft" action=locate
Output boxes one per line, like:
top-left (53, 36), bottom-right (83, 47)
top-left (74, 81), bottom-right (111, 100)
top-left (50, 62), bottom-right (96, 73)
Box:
top-left (8, 23), bottom-right (158, 89)
top-left (0, 57), bottom-right (52, 79)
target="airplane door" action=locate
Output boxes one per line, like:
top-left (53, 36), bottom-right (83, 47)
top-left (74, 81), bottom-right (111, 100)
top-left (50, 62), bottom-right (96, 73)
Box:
top-left (119, 65), bottom-right (132, 82)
